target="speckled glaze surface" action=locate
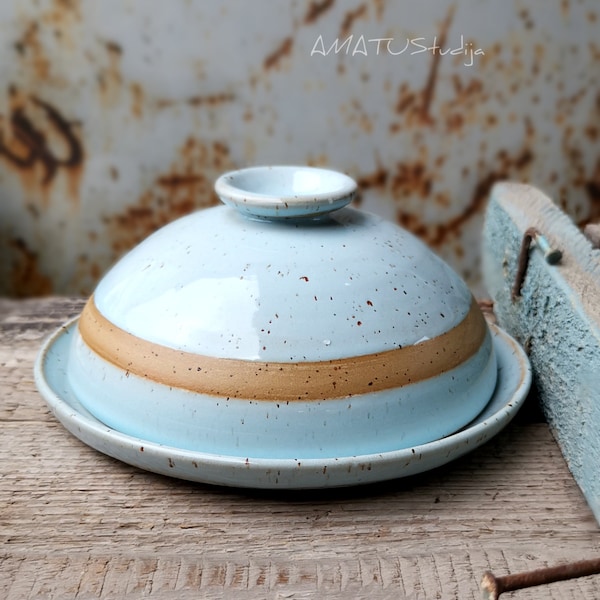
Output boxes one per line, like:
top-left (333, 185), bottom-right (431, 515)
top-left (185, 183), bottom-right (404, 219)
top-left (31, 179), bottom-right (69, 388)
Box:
top-left (92, 195), bottom-right (476, 362)
top-left (63, 166), bottom-right (498, 459)
top-left (35, 319), bottom-right (530, 488)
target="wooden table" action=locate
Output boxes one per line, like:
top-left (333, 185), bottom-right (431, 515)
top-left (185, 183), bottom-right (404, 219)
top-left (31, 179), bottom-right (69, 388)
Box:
top-left (2, 297), bottom-right (599, 599)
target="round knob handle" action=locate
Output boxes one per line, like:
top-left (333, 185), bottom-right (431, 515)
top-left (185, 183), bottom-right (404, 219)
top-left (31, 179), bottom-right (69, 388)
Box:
top-left (215, 166), bottom-right (357, 220)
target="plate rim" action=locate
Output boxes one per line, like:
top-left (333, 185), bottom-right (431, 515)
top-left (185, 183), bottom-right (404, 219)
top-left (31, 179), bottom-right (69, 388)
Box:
top-left (34, 318), bottom-right (531, 489)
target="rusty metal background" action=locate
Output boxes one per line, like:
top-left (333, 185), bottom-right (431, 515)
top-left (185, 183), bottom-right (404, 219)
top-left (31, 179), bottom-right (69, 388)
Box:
top-left (0, 0), bottom-right (598, 296)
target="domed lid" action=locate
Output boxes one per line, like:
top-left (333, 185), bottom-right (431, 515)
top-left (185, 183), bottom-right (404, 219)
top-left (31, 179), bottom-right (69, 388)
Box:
top-left (77, 166), bottom-right (489, 401)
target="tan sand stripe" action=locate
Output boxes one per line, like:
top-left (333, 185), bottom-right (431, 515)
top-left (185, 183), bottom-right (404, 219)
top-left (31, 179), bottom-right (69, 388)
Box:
top-left (78, 296), bottom-right (487, 401)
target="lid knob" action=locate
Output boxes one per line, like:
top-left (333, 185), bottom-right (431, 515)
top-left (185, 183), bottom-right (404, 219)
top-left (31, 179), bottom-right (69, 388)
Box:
top-left (214, 166), bottom-right (357, 220)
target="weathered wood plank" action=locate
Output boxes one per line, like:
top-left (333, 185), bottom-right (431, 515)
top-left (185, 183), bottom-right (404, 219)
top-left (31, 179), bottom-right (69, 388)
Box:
top-left (2, 552), bottom-right (600, 599)
top-left (1, 297), bottom-right (600, 599)
top-left (2, 422), bottom-right (597, 556)
top-left (483, 182), bottom-right (600, 523)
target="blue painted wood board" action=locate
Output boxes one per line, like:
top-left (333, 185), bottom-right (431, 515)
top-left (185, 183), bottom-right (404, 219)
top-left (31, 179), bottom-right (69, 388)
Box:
top-left (483, 182), bottom-right (600, 522)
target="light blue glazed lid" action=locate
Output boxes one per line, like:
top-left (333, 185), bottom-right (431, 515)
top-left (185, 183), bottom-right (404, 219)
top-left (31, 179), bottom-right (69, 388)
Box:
top-left (92, 166), bottom-right (476, 363)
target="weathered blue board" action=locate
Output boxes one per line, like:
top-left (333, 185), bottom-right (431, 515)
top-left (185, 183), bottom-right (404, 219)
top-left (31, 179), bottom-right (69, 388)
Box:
top-left (483, 182), bottom-right (600, 522)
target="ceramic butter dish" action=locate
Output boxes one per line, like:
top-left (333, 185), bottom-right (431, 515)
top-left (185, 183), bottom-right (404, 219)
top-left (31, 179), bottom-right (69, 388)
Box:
top-left (35, 166), bottom-right (531, 487)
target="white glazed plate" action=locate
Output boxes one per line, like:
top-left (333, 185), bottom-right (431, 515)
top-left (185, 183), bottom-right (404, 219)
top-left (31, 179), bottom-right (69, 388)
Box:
top-left (35, 319), bottom-right (531, 489)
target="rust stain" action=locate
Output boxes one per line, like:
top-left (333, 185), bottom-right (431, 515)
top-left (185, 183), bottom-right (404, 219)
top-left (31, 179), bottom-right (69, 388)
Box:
top-left (104, 40), bottom-right (122, 55)
top-left (8, 237), bottom-right (53, 297)
top-left (260, 0), bottom-right (334, 76)
top-left (263, 36), bottom-right (294, 70)
top-left (419, 4), bottom-right (456, 124)
top-left (13, 23), bottom-right (52, 81)
top-left (518, 8), bottom-right (534, 30)
top-left (560, 95), bottom-right (600, 225)
top-left (339, 4), bottom-right (367, 38)
top-left (392, 161), bottom-right (433, 199)
top-left (73, 254), bottom-right (101, 291)
top-left (356, 167), bottom-right (388, 190)
top-left (155, 92), bottom-right (235, 110)
top-left (156, 174), bottom-right (205, 187)
top-left (395, 71), bottom-right (486, 134)
top-left (49, 0), bottom-right (81, 19)
top-left (305, 154), bottom-right (329, 168)
top-left (579, 159), bottom-right (600, 226)
top-left (42, 0), bottom-right (82, 46)
top-left (130, 82), bottom-right (144, 119)
top-left (104, 137), bottom-right (235, 255)
top-left (98, 40), bottom-right (123, 108)
top-left (373, 0), bottom-right (386, 20)
top-left (187, 92), bottom-right (235, 107)
top-left (304, 0), bottom-right (335, 24)
top-left (0, 90), bottom-right (84, 198)
top-left (585, 180), bottom-right (600, 203)
top-left (395, 83), bottom-right (417, 115)
top-left (444, 112), bottom-right (464, 132)
top-left (445, 78), bottom-right (485, 132)
top-left (343, 98), bottom-right (374, 133)
top-left (391, 144), bottom-right (534, 247)
top-left (585, 158), bottom-right (600, 201)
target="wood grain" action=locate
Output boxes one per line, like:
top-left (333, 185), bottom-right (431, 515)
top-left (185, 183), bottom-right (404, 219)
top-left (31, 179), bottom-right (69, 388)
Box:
top-left (1, 297), bottom-right (599, 599)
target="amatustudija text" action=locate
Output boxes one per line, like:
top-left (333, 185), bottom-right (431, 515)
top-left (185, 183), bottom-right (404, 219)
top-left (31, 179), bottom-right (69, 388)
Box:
top-left (311, 34), bottom-right (485, 67)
